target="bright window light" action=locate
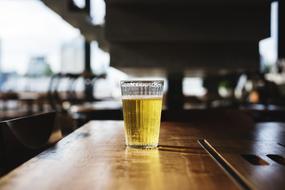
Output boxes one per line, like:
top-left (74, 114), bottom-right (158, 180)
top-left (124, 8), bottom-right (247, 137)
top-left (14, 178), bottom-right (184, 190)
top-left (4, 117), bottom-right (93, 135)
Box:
top-left (91, 0), bottom-right (106, 25)
top-left (0, 0), bottom-right (80, 74)
top-left (73, 0), bottom-right (85, 8)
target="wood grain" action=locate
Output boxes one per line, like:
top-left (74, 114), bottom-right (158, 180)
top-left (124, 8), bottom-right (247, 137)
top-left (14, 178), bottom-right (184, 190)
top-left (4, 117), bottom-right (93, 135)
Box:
top-left (203, 137), bottom-right (285, 190)
top-left (0, 121), bottom-right (239, 190)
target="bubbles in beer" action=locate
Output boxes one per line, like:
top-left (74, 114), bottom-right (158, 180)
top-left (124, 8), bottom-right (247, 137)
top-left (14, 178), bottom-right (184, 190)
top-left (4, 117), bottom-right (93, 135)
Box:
top-left (122, 96), bottom-right (162, 148)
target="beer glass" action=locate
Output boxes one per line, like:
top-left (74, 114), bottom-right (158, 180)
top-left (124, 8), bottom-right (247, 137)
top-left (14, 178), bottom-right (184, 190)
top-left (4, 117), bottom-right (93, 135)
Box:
top-left (121, 80), bottom-right (164, 148)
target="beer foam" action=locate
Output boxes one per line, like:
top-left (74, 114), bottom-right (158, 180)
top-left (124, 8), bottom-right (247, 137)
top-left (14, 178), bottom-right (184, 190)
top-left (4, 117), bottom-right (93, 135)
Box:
top-left (121, 80), bottom-right (164, 88)
top-left (122, 95), bottom-right (162, 100)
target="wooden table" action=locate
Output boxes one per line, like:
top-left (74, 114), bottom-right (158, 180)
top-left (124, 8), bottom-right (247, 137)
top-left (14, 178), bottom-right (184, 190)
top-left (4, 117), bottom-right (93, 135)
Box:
top-left (0, 121), bottom-right (285, 190)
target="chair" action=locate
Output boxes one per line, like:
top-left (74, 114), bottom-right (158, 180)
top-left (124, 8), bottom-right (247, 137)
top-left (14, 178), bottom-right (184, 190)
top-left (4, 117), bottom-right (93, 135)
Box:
top-left (0, 112), bottom-right (61, 176)
top-left (0, 126), bottom-right (5, 175)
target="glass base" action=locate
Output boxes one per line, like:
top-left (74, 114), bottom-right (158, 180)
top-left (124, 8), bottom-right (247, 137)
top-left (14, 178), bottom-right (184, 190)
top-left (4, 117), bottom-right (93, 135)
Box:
top-left (127, 144), bottom-right (158, 149)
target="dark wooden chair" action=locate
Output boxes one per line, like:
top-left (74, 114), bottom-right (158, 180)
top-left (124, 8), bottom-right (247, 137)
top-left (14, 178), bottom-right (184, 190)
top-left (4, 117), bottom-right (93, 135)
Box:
top-left (0, 126), bottom-right (5, 175)
top-left (0, 112), bottom-right (61, 176)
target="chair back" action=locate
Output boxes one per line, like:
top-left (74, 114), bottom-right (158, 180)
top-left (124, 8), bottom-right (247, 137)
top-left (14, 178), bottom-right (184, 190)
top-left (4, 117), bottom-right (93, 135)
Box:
top-left (0, 112), bottom-right (60, 175)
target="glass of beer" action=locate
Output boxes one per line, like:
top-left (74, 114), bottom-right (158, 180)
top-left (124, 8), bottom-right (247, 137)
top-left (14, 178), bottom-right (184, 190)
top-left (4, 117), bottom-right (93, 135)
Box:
top-left (121, 80), bottom-right (164, 148)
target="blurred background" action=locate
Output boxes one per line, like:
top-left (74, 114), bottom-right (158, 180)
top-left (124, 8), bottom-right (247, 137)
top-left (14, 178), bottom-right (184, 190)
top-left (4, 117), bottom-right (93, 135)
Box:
top-left (0, 0), bottom-right (284, 132)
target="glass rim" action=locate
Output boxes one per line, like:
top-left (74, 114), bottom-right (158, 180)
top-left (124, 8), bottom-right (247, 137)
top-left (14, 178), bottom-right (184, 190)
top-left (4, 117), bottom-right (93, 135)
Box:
top-left (120, 79), bottom-right (164, 84)
top-left (120, 79), bottom-right (164, 97)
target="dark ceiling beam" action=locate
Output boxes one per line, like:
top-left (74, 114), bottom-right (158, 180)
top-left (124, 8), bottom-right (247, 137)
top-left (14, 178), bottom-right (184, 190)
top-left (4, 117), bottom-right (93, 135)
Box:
top-left (278, 0), bottom-right (285, 58)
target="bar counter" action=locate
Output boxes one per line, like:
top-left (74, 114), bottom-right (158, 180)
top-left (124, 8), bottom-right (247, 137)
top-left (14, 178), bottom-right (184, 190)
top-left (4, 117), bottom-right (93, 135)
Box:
top-left (0, 120), bottom-right (285, 190)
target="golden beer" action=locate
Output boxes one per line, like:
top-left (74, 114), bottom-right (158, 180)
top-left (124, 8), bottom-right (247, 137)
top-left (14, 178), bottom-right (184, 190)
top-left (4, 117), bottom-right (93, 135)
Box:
top-left (122, 96), bottom-right (163, 148)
